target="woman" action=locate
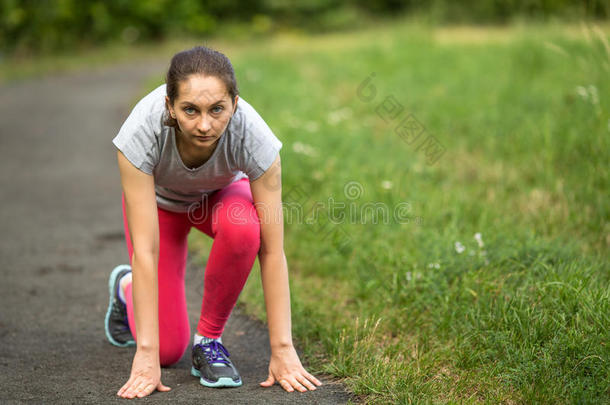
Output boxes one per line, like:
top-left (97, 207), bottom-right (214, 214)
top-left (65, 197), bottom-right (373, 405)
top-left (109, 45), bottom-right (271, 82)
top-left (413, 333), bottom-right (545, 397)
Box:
top-left (104, 45), bottom-right (322, 399)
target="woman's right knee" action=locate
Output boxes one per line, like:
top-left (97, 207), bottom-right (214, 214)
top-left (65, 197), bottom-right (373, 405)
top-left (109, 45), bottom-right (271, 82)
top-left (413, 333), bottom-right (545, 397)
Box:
top-left (159, 333), bottom-right (190, 366)
top-left (157, 300), bottom-right (191, 366)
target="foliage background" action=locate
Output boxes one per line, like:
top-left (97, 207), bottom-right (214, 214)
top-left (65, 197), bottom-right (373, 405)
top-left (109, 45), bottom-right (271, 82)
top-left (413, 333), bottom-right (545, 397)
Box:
top-left (1, 0), bottom-right (609, 56)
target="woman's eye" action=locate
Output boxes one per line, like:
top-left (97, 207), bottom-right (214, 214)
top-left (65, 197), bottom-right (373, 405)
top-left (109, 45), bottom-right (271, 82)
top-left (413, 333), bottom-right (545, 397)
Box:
top-left (212, 106), bottom-right (223, 113)
top-left (184, 107), bottom-right (196, 115)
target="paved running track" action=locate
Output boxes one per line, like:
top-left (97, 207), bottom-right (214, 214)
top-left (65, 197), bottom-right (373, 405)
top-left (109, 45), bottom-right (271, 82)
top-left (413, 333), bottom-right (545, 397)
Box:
top-left (0, 60), bottom-right (354, 404)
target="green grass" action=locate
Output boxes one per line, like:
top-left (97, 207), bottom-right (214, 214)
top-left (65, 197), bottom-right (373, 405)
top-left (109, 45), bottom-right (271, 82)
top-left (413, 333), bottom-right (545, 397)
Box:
top-left (139, 18), bottom-right (606, 404)
top-left (229, 21), bottom-right (609, 404)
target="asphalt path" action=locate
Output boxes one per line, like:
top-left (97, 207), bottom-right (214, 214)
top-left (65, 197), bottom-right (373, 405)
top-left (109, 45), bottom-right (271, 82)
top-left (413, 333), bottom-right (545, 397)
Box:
top-left (0, 60), bottom-right (354, 404)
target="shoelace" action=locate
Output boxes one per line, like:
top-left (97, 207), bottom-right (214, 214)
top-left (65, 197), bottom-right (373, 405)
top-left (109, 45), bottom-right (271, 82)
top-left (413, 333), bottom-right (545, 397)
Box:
top-left (198, 341), bottom-right (230, 366)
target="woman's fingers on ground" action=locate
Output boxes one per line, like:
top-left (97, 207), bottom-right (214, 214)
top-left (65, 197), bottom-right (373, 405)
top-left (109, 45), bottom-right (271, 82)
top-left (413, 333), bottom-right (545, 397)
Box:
top-left (291, 376), bottom-right (308, 392)
top-left (123, 377), bottom-right (147, 398)
top-left (134, 379), bottom-right (154, 396)
top-left (117, 378), bottom-right (170, 399)
top-left (117, 377), bottom-right (135, 396)
top-left (285, 376), bottom-right (307, 392)
top-left (278, 379), bottom-right (294, 392)
top-left (135, 381), bottom-right (151, 393)
top-left (136, 383), bottom-right (156, 398)
top-left (304, 370), bottom-right (323, 386)
top-left (295, 374), bottom-right (317, 391)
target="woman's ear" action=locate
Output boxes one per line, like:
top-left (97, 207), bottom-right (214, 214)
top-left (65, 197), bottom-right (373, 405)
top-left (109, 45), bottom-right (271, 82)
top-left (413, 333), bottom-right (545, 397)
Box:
top-left (232, 95), bottom-right (239, 115)
top-left (165, 96), bottom-right (176, 119)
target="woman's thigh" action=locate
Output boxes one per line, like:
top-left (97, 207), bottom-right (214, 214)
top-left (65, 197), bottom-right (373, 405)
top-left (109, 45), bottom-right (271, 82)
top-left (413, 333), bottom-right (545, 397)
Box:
top-left (190, 177), bottom-right (260, 240)
top-left (122, 192), bottom-right (192, 283)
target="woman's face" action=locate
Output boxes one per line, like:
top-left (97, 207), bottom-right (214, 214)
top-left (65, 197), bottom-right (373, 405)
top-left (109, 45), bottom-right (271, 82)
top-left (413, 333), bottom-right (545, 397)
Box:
top-left (166, 74), bottom-right (238, 149)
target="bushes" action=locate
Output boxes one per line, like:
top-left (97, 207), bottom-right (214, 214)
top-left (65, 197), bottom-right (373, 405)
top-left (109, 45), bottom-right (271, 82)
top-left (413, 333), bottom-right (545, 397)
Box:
top-left (0, 0), bottom-right (218, 55)
top-left (1, 0), bottom-right (607, 56)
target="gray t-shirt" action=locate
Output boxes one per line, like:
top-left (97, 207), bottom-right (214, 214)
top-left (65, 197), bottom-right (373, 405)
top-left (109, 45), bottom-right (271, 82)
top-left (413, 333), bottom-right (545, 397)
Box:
top-left (112, 84), bottom-right (282, 213)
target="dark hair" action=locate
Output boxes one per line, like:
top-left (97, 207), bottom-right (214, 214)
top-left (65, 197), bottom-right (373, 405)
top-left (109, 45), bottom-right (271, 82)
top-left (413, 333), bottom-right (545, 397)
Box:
top-left (164, 45), bottom-right (239, 128)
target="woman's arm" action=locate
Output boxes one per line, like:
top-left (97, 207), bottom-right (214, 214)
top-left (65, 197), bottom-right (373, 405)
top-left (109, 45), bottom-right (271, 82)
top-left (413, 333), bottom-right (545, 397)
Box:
top-left (117, 149), bottom-right (160, 351)
top-left (116, 150), bottom-right (170, 399)
top-left (260, 250), bottom-right (292, 348)
top-left (250, 154), bottom-right (323, 392)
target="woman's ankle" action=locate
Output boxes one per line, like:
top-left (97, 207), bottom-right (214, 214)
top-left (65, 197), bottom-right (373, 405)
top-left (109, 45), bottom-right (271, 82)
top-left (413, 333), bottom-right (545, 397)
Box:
top-left (118, 272), bottom-right (132, 303)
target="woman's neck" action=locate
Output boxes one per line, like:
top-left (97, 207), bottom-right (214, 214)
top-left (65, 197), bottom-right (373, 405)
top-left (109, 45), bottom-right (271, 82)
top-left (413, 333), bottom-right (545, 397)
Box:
top-left (175, 129), bottom-right (217, 168)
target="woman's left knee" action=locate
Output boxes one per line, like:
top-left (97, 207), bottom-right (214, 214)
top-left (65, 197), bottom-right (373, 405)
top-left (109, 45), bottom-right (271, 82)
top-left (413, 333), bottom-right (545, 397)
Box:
top-left (214, 199), bottom-right (261, 254)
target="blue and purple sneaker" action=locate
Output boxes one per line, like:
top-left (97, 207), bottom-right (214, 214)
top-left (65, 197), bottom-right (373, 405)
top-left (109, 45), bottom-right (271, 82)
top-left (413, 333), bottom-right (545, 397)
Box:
top-left (104, 264), bottom-right (135, 347)
top-left (191, 340), bottom-right (242, 387)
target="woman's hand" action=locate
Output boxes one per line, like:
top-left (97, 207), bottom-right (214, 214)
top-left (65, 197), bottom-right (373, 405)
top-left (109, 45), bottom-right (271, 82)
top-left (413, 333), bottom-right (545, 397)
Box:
top-left (259, 345), bottom-right (323, 392)
top-left (117, 348), bottom-right (171, 399)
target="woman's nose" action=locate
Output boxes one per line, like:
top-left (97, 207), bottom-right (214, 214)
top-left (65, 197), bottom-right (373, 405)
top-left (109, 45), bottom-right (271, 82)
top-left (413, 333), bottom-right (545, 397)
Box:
top-left (197, 115), bottom-right (212, 133)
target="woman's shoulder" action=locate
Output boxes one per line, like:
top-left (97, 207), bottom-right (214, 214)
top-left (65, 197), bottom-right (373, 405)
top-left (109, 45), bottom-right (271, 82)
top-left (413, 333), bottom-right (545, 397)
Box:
top-left (227, 96), bottom-right (282, 152)
top-left (118, 84), bottom-right (169, 139)
top-left (112, 85), bottom-right (168, 175)
top-left (233, 97), bottom-right (262, 121)
top-left (226, 96), bottom-right (282, 179)
top-left (132, 84), bottom-right (167, 118)
top-left (229, 97), bottom-right (270, 136)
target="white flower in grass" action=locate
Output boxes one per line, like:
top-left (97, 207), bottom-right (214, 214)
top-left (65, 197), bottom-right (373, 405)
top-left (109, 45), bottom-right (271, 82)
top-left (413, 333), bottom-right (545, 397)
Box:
top-left (576, 85), bottom-right (588, 100)
top-left (474, 232), bottom-right (484, 248)
top-left (327, 107), bottom-right (353, 125)
top-left (292, 142), bottom-right (318, 157)
top-left (427, 262), bottom-right (441, 269)
top-left (405, 271), bottom-right (412, 281)
top-left (381, 180), bottom-right (393, 190)
top-left (454, 241), bottom-right (465, 254)
top-left (575, 85), bottom-right (600, 105)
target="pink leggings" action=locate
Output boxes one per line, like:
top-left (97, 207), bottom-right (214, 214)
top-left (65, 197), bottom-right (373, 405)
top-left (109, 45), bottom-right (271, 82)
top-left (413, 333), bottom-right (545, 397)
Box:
top-left (121, 177), bottom-right (261, 366)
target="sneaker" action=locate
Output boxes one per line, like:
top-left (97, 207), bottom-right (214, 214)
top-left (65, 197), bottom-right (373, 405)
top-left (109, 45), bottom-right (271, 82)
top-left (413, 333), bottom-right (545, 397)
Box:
top-left (104, 264), bottom-right (135, 347)
top-left (191, 340), bottom-right (242, 387)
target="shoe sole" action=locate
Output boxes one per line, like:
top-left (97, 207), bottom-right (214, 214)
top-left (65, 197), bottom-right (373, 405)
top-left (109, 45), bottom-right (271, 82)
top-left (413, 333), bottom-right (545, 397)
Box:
top-left (191, 366), bottom-right (242, 388)
top-left (104, 264), bottom-right (136, 347)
